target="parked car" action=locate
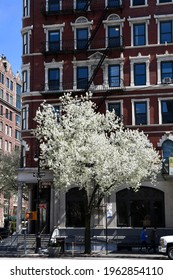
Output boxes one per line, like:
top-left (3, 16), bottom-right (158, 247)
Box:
top-left (0, 227), bottom-right (9, 240)
top-left (158, 235), bottom-right (173, 259)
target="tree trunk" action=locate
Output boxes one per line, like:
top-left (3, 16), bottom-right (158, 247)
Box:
top-left (84, 211), bottom-right (91, 254)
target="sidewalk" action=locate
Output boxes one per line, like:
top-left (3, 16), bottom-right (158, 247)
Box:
top-left (0, 249), bottom-right (168, 259)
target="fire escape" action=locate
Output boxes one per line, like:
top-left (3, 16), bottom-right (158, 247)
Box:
top-left (40, 0), bottom-right (124, 93)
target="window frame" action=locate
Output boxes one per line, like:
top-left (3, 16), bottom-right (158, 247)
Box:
top-left (134, 62), bottom-right (146, 86)
top-left (128, 16), bottom-right (150, 46)
top-left (132, 99), bottom-right (149, 125)
top-left (159, 98), bottom-right (173, 124)
top-left (108, 64), bottom-right (120, 87)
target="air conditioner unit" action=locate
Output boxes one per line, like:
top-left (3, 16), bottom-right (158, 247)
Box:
top-left (162, 77), bottom-right (172, 84)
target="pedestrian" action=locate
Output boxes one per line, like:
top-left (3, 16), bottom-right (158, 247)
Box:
top-left (140, 226), bottom-right (148, 252)
top-left (148, 227), bottom-right (157, 253)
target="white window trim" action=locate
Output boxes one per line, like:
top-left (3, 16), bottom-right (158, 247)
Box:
top-left (129, 53), bottom-right (150, 87)
top-left (71, 17), bottom-right (93, 50)
top-left (44, 60), bottom-right (64, 91)
top-left (45, 0), bottom-right (62, 11)
top-left (158, 97), bottom-right (173, 124)
top-left (43, 23), bottom-right (65, 51)
top-left (156, 0), bottom-right (173, 5)
top-left (106, 100), bottom-right (123, 117)
top-left (103, 14), bottom-right (125, 48)
top-left (22, 105), bottom-right (29, 130)
top-left (128, 16), bottom-right (151, 46)
top-left (21, 26), bottom-right (33, 55)
top-left (23, 0), bottom-right (30, 18)
top-left (131, 98), bottom-right (150, 125)
top-left (154, 14), bottom-right (173, 45)
top-left (21, 63), bottom-right (30, 93)
top-left (72, 54), bottom-right (124, 90)
top-left (156, 52), bottom-right (173, 84)
top-left (130, 0), bottom-right (148, 7)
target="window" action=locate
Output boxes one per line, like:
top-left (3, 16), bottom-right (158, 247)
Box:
top-left (5, 141), bottom-right (8, 152)
top-left (23, 33), bottom-right (28, 54)
top-left (108, 0), bottom-right (122, 8)
top-left (0, 73), bottom-right (4, 84)
top-left (159, 0), bottom-right (172, 3)
top-left (48, 0), bottom-right (60, 12)
top-left (10, 111), bottom-right (12, 121)
top-left (23, 0), bottom-right (30, 17)
top-left (161, 100), bottom-right (173, 124)
top-left (53, 105), bottom-right (61, 122)
top-left (162, 140), bottom-right (173, 173)
top-left (9, 142), bottom-right (12, 153)
top-left (0, 105), bottom-right (3, 116)
top-left (77, 67), bottom-right (88, 89)
top-left (16, 83), bottom-right (22, 109)
top-left (76, 0), bottom-right (88, 10)
top-left (108, 26), bottom-right (121, 48)
top-left (0, 89), bottom-right (3, 99)
top-left (10, 95), bottom-right (13, 105)
top-left (132, 0), bottom-right (146, 5)
top-left (48, 31), bottom-right (60, 52)
top-left (160, 21), bottom-right (173, 44)
top-left (133, 23), bottom-right (146, 46)
top-left (0, 122), bottom-right (3, 131)
top-left (15, 130), bottom-right (21, 140)
top-left (22, 107), bottom-right (28, 130)
top-left (77, 28), bottom-right (88, 50)
top-left (134, 101), bottom-right (147, 125)
top-left (134, 63), bottom-right (146, 86)
top-left (16, 114), bottom-right (21, 126)
top-left (161, 61), bottom-right (173, 81)
top-left (48, 68), bottom-right (60, 90)
top-left (22, 70), bottom-right (28, 92)
top-left (9, 127), bottom-right (12, 137)
top-left (108, 65), bottom-right (120, 87)
top-left (5, 125), bottom-right (8, 135)
top-left (5, 109), bottom-right (8, 119)
top-left (107, 102), bottom-right (121, 118)
top-left (6, 93), bottom-right (9, 103)
top-left (0, 138), bottom-right (2, 149)
top-left (10, 81), bottom-right (13, 91)
top-left (6, 77), bottom-right (9, 88)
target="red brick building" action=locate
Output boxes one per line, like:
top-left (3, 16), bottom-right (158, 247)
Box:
top-left (0, 55), bottom-right (22, 227)
top-left (19, 0), bottom-right (173, 234)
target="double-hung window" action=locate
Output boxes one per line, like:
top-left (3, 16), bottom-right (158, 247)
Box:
top-left (76, 0), bottom-right (88, 10)
top-left (133, 23), bottom-right (146, 46)
top-left (134, 63), bottom-right (146, 86)
top-left (48, 68), bottom-right (60, 90)
top-left (77, 67), bottom-right (88, 89)
top-left (23, 0), bottom-right (30, 17)
top-left (161, 100), bottom-right (173, 124)
top-left (160, 21), bottom-right (173, 44)
top-left (108, 26), bottom-right (121, 48)
top-left (48, 0), bottom-right (60, 12)
top-left (23, 33), bottom-right (28, 54)
top-left (159, 0), bottom-right (172, 3)
top-left (77, 28), bottom-right (88, 50)
top-left (108, 65), bottom-right (120, 87)
top-left (132, 0), bottom-right (146, 5)
top-left (108, 0), bottom-right (121, 8)
top-left (49, 31), bottom-right (60, 52)
top-left (107, 102), bottom-right (121, 118)
top-left (161, 61), bottom-right (173, 82)
top-left (134, 101), bottom-right (147, 125)
top-left (22, 70), bottom-right (28, 92)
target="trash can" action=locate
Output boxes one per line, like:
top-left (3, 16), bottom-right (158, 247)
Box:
top-left (56, 237), bottom-right (65, 253)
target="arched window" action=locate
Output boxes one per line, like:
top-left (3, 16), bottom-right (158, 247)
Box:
top-left (116, 187), bottom-right (165, 227)
top-left (162, 140), bottom-right (173, 173)
top-left (66, 187), bottom-right (87, 227)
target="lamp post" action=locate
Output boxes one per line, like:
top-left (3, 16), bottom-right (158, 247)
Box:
top-left (34, 141), bottom-right (42, 253)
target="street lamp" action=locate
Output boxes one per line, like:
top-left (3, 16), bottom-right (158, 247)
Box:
top-left (34, 141), bottom-right (42, 253)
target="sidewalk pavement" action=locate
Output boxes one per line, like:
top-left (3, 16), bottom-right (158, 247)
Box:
top-left (0, 250), bottom-right (168, 259)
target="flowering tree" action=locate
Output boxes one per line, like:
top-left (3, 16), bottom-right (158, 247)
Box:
top-left (33, 93), bottom-right (161, 254)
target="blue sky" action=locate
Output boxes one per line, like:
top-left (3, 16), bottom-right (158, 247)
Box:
top-left (0, 1), bottom-right (22, 74)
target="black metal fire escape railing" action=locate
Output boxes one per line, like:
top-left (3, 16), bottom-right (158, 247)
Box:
top-left (85, 47), bottom-right (109, 92)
